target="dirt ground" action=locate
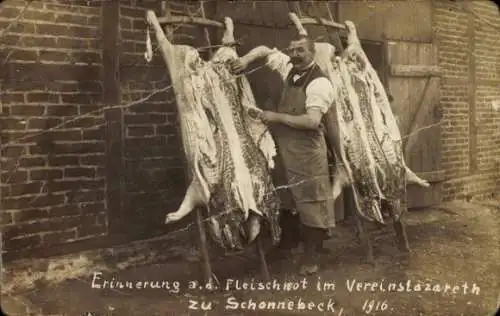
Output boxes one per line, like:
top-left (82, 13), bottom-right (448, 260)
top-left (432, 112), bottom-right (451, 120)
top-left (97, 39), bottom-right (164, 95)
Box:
top-left (2, 200), bottom-right (499, 316)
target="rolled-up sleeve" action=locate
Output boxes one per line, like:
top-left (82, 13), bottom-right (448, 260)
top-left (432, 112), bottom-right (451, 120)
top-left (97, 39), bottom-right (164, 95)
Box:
top-left (305, 77), bottom-right (335, 114)
top-left (266, 48), bottom-right (292, 81)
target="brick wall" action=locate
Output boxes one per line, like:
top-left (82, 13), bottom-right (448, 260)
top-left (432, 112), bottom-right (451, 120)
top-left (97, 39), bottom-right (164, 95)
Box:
top-left (434, 0), bottom-right (500, 200)
top-left (0, 0), bottom-right (106, 257)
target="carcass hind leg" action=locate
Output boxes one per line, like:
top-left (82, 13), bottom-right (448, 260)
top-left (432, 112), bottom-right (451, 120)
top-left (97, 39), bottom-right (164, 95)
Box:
top-left (353, 212), bottom-right (374, 265)
top-left (388, 201), bottom-right (410, 253)
top-left (165, 180), bottom-right (208, 224)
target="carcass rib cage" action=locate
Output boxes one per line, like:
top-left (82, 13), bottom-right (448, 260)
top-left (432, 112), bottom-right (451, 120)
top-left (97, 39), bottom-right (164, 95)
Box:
top-left (169, 44), bottom-right (281, 250)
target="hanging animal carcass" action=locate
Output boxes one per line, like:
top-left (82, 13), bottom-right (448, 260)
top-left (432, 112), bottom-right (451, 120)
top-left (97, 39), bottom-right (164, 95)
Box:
top-left (145, 12), bottom-right (281, 251)
top-left (288, 13), bottom-right (430, 261)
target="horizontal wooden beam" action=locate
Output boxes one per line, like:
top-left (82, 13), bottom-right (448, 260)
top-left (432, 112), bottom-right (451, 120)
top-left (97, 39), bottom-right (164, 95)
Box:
top-left (157, 16), bottom-right (346, 31)
top-left (390, 65), bottom-right (441, 77)
top-left (298, 17), bottom-right (346, 30)
top-left (158, 16), bottom-right (225, 28)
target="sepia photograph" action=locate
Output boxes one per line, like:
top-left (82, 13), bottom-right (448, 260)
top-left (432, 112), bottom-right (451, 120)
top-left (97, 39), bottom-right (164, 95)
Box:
top-left (0, 0), bottom-right (499, 315)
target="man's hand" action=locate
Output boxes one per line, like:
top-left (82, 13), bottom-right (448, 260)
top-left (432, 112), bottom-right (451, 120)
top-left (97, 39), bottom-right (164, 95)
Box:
top-left (229, 58), bottom-right (249, 74)
top-left (260, 111), bottom-right (280, 124)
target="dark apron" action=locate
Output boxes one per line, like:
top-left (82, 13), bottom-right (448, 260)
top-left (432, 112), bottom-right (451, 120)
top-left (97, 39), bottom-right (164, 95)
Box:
top-left (270, 71), bottom-right (335, 229)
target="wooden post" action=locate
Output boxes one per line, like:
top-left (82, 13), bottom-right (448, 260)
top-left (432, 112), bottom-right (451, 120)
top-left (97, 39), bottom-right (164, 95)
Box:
top-left (102, 0), bottom-right (125, 235)
top-left (325, 2), bottom-right (345, 55)
top-left (200, 1), bottom-right (213, 58)
top-left (196, 0), bottom-right (215, 287)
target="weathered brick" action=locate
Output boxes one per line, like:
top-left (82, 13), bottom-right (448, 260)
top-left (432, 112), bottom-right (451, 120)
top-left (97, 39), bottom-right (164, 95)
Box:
top-left (124, 113), bottom-right (167, 125)
top-left (132, 19), bottom-right (147, 30)
top-left (2, 194), bottom-right (65, 210)
top-left (0, 144), bottom-right (26, 157)
top-left (79, 154), bottom-right (105, 166)
top-left (10, 105), bottom-right (46, 116)
top-left (12, 208), bottom-right (50, 222)
top-left (25, 92), bottom-right (60, 104)
top-left (120, 17), bottom-right (133, 29)
top-left (19, 157), bottom-right (47, 168)
top-left (128, 102), bottom-right (168, 113)
top-left (55, 13), bottom-right (88, 25)
top-left (77, 223), bottom-right (106, 238)
top-left (9, 22), bottom-right (37, 34)
top-left (80, 202), bottom-right (106, 214)
top-left (0, 49), bottom-right (38, 62)
top-left (38, 50), bottom-right (70, 63)
top-left (72, 189), bottom-right (105, 203)
top-left (82, 129), bottom-right (104, 141)
top-left (20, 35), bottom-right (58, 48)
top-left (127, 126), bottom-right (155, 137)
top-left (76, 81), bottom-right (102, 93)
top-left (57, 37), bottom-right (89, 50)
top-left (61, 93), bottom-right (100, 104)
top-left (0, 118), bottom-right (27, 130)
top-left (71, 26), bottom-right (101, 38)
top-left (46, 104), bottom-right (79, 116)
top-left (35, 23), bottom-right (71, 37)
top-left (125, 136), bottom-right (168, 148)
top-left (72, 52), bottom-right (101, 64)
top-left (87, 16), bottom-right (100, 26)
top-left (1, 171), bottom-right (28, 183)
top-left (78, 105), bottom-right (100, 115)
top-left (120, 6), bottom-right (144, 19)
top-left (29, 169), bottom-right (64, 181)
top-left (42, 229), bottom-right (76, 245)
top-left (23, 9), bottom-right (57, 21)
top-left (3, 216), bottom-right (80, 240)
top-left (49, 204), bottom-right (81, 217)
top-left (64, 117), bottom-right (104, 129)
top-left (2, 234), bottom-right (42, 251)
top-left (48, 179), bottom-right (104, 192)
top-left (0, 92), bottom-right (25, 104)
top-left (48, 155), bottom-right (79, 167)
top-left (64, 167), bottom-right (95, 178)
top-left (2, 211), bottom-right (13, 226)
top-left (9, 182), bottom-right (46, 197)
top-left (29, 142), bottom-right (105, 155)
top-left (157, 125), bottom-right (178, 136)
top-left (8, 63), bottom-right (101, 82)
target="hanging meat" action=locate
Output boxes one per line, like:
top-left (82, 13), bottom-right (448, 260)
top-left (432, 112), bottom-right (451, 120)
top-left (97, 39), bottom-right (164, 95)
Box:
top-left (288, 13), bottom-right (429, 223)
top-left (145, 12), bottom-right (281, 250)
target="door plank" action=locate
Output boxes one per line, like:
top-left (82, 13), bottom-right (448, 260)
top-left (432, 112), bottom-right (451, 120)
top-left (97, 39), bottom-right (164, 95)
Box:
top-left (404, 76), bottom-right (441, 160)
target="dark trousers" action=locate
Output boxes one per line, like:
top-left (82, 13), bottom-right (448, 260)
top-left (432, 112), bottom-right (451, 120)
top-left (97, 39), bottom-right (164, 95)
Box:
top-left (277, 209), bottom-right (301, 250)
top-left (278, 209), bottom-right (327, 264)
top-left (301, 224), bottom-right (328, 265)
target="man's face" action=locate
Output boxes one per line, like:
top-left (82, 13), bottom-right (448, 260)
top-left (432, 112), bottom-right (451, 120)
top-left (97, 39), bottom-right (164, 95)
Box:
top-left (286, 39), bottom-right (314, 69)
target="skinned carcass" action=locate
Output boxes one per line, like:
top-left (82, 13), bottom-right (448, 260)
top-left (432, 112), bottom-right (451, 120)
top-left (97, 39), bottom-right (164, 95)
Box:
top-left (315, 42), bottom-right (387, 224)
top-left (287, 13), bottom-right (430, 261)
top-left (145, 12), bottom-right (281, 250)
top-left (288, 13), bottom-right (429, 225)
top-left (340, 21), bottom-right (430, 219)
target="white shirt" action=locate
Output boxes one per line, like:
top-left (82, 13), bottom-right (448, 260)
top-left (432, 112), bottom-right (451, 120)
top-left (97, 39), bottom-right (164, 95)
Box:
top-left (266, 46), bottom-right (335, 114)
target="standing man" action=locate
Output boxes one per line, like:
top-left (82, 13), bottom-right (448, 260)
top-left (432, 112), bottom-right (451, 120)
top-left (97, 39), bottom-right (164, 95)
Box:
top-left (230, 36), bottom-right (336, 275)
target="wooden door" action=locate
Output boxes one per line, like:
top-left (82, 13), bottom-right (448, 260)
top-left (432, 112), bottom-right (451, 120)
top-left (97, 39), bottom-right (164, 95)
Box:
top-left (385, 41), bottom-right (443, 208)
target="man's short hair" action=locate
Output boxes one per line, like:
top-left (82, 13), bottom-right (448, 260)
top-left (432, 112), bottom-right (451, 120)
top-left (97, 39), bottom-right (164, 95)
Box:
top-left (292, 36), bottom-right (316, 54)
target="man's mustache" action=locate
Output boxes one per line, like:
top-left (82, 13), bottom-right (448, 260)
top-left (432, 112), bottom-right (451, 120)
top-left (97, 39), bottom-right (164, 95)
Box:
top-left (289, 57), bottom-right (303, 64)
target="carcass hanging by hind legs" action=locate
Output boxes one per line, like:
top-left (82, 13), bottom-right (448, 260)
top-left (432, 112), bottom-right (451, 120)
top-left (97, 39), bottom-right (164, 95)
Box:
top-left (146, 11), bottom-right (279, 281)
